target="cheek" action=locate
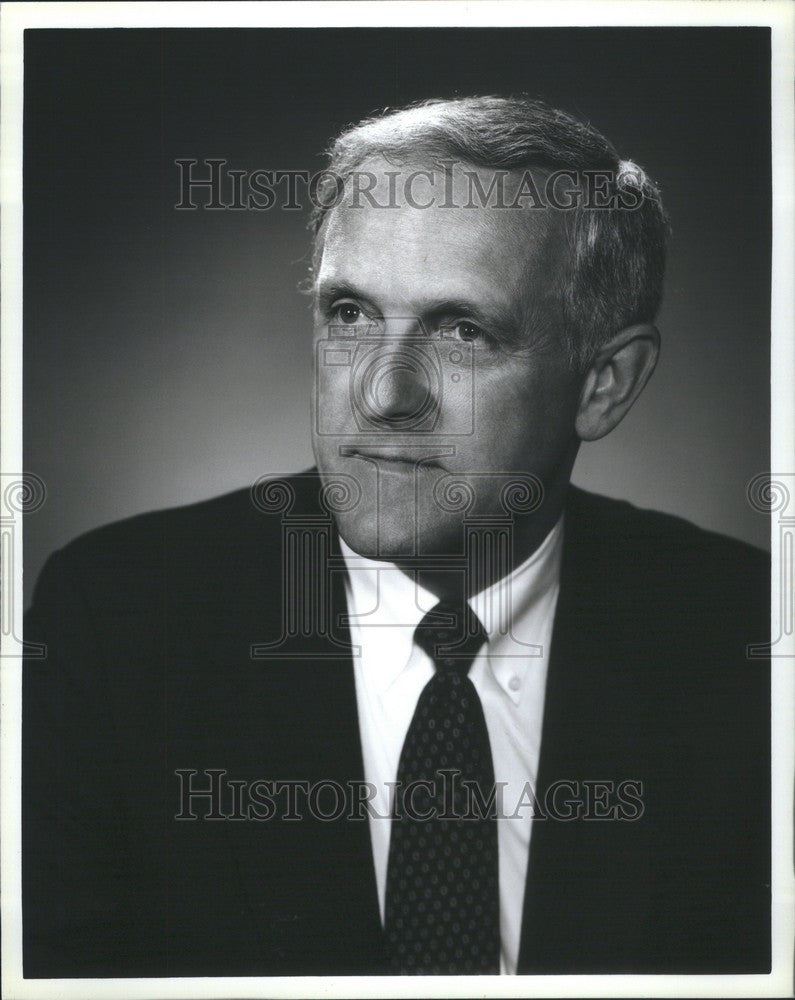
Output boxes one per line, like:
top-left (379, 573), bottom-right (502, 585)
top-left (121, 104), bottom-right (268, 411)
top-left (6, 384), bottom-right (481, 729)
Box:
top-left (473, 364), bottom-right (577, 459)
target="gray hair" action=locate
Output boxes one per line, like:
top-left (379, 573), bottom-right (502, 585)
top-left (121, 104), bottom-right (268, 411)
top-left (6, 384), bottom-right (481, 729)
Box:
top-left (309, 95), bottom-right (668, 370)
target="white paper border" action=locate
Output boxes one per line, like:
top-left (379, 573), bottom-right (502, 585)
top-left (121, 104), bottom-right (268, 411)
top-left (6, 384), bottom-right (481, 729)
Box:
top-left (2, 3), bottom-right (792, 998)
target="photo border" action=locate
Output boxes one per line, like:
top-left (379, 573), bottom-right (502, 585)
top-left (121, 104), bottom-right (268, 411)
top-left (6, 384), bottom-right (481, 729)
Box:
top-left (2, 3), bottom-right (792, 998)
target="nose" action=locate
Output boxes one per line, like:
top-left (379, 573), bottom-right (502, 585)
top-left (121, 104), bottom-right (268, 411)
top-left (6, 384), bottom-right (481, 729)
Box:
top-left (353, 320), bottom-right (439, 430)
top-left (364, 346), bottom-right (430, 425)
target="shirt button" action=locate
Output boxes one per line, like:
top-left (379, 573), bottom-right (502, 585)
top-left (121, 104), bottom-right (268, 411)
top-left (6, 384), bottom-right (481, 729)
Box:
top-left (508, 675), bottom-right (521, 692)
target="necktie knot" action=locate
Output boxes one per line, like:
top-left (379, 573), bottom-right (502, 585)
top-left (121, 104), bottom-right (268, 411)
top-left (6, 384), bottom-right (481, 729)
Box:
top-left (414, 601), bottom-right (486, 674)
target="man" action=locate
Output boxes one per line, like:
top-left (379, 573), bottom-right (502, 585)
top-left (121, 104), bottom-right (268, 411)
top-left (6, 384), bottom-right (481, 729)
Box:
top-left (23, 96), bottom-right (770, 977)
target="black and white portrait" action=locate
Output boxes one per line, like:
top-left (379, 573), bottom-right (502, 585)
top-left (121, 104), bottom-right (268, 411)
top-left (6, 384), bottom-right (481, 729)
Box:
top-left (4, 4), bottom-right (792, 997)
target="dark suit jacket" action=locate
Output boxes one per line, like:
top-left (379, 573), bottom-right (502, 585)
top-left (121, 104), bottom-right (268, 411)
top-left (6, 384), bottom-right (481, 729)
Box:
top-left (22, 473), bottom-right (770, 977)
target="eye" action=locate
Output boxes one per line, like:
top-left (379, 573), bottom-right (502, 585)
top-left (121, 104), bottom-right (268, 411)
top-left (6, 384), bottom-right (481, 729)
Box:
top-left (453, 320), bottom-right (486, 342)
top-left (331, 301), bottom-right (362, 324)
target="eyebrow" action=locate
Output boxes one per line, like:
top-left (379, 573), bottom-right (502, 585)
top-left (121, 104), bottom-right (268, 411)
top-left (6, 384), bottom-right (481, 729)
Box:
top-left (314, 280), bottom-right (523, 342)
top-left (314, 281), bottom-right (375, 313)
top-left (421, 296), bottom-right (521, 341)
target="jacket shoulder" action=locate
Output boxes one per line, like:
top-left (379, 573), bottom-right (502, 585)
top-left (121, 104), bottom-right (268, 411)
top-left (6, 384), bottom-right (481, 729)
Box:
top-left (567, 485), bottom-right (768, 565)
top-left (565, 486), bottom-right (769, 621)
top-left (31, 471), bottom-right (325, 607)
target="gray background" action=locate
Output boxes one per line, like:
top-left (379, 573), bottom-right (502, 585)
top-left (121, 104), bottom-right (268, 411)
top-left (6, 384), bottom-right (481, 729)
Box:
top-left (24, 28), bottom-right (771, 606)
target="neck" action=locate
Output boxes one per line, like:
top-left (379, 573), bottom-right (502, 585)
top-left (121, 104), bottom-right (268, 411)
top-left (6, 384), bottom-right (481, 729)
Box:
top-left (398, 475), bottom-right (571, 602)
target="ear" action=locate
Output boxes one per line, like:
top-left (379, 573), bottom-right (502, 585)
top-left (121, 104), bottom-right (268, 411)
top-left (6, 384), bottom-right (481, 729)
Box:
top-left (575, 323), bottom-right (660, 441)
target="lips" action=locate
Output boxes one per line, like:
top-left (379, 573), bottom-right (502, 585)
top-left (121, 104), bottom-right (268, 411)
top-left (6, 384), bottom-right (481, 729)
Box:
top-left (348, 448), bottom-right (444, 469)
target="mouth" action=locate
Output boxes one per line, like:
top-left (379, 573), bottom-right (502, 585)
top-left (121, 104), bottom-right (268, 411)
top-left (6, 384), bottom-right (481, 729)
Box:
top-left (346, 448), bottom-right (444, 470)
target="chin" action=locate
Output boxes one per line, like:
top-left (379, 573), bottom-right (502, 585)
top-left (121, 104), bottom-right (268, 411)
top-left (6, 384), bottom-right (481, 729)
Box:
top-left (334, 509), bottom-right (416, 560)
top-left (334, 507), bottom-right (464, 563)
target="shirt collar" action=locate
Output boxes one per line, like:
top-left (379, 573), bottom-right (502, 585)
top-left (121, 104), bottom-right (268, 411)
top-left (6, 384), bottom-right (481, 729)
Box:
top-left (340, 541), bottom-right (439, 693)
top-left (340, 514), bottom-right (564, 702)
top-left (470, 515), bottom-right (564, 702)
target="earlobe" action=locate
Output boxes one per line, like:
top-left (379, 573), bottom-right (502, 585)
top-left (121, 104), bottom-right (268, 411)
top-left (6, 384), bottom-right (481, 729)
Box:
top-left (575, 323), bottom-right (660, 441)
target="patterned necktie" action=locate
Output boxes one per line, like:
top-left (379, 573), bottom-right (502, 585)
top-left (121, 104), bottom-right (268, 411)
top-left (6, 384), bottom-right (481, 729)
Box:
top-left (384, 601), bottom-right (500, 974)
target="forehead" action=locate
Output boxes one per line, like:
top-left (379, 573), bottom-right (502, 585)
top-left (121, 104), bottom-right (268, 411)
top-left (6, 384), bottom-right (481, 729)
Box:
top-left (316, 158), bottom-right (560, 305)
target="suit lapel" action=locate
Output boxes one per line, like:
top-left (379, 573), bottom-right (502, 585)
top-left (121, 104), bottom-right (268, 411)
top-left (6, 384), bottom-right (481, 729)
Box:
top-left (517, 488), bottom-right (654, 972)
top-left (219, 474), bottom-right (385, 972)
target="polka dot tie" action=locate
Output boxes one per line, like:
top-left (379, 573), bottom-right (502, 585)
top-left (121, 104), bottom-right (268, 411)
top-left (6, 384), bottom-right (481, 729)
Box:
top-left (384, 601), bottom-right (500, 974)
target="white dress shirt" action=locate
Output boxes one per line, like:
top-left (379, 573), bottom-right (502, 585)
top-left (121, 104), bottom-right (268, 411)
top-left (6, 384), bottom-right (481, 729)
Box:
top-left (340, 516), bottom-right (564, 974)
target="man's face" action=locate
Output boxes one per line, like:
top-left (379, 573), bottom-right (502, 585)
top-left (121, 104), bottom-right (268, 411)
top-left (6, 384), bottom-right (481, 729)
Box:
top-left (311, 161), bottom-right (582, 562)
